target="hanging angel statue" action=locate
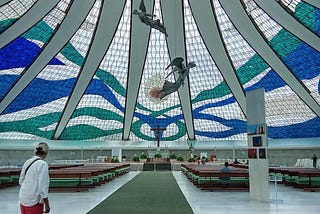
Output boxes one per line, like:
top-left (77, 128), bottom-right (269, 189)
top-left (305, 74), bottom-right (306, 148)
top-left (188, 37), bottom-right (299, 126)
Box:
top-left (149, 57), bottom-right (196, 100)
top-left (133, 0), bottom-right (168, 37)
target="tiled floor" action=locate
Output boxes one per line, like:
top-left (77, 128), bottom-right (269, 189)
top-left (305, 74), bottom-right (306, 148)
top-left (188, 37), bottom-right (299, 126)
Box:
top-left (1, 171), bottom-right (319, 214)
top-left (173, 171), bottom-right (320, 214)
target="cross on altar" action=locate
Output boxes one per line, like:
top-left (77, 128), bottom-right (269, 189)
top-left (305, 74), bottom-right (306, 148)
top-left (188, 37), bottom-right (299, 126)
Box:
top-left (151, 124), bottom-right (166, 148)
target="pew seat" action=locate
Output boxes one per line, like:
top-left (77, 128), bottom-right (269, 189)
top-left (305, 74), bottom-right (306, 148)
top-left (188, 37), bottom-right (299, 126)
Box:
top-left (295, 178), bottom-right (320, 186)
top-left (181, 164), bottom-right (249, 191)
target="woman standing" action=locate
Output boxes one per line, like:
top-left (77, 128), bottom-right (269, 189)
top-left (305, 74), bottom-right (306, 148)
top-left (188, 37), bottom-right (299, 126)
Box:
top-left (19, 142), bottom-right (50, 214)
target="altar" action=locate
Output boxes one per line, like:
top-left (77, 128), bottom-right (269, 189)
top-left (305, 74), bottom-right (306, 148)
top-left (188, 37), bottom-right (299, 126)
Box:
top-left (144, 149), bottom-right (171, 170)
top-left (147, 149), bottom-right (169, 159)
top-left (146, 125), bottom-right (170, 165)
top-left (146, 149), bottom-right (170, 163)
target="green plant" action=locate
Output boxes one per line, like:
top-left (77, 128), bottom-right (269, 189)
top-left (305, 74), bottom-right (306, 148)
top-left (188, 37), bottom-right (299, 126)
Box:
top-left (188, 157), bottom-right (195, 162)
top-left (177, 156), bottom-right (184, 161)
top-left (111, 156), bottom-right (119, 163)
top-left (169, 153), bottom-right (177, 159)
top-left (140, 153), bottom-right (147, 159)
top-left (154, 153), bottom-right (162, 158)
top-left (133, 156), bottom-right (140, 162)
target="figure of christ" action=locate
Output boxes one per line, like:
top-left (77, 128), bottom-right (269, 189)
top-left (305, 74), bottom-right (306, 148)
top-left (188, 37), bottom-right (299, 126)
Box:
top-left (149, 57), bottom-right (196, 100)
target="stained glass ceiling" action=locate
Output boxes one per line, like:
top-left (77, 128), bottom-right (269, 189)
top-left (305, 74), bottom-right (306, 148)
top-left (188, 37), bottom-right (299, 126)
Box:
top-left (0, 0), bottom-right (319, 143)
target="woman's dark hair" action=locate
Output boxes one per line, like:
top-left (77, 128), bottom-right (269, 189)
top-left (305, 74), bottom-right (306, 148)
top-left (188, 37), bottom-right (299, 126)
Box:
top-left (35, 146), bottom-right (46, 155)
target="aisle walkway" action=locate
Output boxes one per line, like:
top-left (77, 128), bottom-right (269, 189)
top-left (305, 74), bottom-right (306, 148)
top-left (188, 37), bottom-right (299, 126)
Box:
top-left (88, 171), bottom-right (193, 214)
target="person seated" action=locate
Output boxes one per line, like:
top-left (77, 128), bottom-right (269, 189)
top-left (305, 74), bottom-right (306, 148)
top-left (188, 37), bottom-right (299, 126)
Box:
top-left (233, 159), bottom-right (240, 164)
top-left (220, 162), bottom-right (231, 180)
top-left (196, 157), bottom-right (200, 165)
top-left (201, 156), bottom-right (206, 164)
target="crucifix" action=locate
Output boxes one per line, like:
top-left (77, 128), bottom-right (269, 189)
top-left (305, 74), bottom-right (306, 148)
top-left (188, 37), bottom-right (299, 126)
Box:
top-left (151, 124), bottom-right (166, 149)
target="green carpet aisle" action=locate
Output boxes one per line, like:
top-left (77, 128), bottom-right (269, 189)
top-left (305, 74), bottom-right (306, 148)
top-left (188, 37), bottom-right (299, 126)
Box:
top-left (87, 171), bottom-right (194, 214)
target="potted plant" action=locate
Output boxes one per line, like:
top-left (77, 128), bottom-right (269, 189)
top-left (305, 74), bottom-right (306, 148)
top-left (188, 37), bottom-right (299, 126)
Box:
top-left (111, 156), bottom-right (119, 163)
top-left (154, 153), bottom-right (162, 158)
top-left (177, 156), bottom-right (184, 162)
top-left (188, 157), bottom-right (196, 162)
top-left (169, 153), bottom-right (177, 159)
top-left (133, 156), bottom-right (140, 162)
top-left (140, 152), bottom-right (147, 159)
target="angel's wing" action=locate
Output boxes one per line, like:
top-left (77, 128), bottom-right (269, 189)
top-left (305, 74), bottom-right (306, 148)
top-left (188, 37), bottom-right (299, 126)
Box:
top-left (139, 0), bottom-right (146, 13)
top-left (165, 57), bottom-right (184, 70)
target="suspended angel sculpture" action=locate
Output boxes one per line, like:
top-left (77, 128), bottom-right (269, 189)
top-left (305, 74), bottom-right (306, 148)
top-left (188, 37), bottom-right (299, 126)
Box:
top-left (133, 0), bottom-right (168, 37)
top-left (150, 57), bottom-right (196, 100)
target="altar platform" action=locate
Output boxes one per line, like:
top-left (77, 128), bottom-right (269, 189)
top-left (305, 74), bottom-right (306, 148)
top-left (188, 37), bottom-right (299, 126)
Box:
top-left (146, 158), bottom-right (170, 162)
top-left (143, 162), bottom-right (172, 171)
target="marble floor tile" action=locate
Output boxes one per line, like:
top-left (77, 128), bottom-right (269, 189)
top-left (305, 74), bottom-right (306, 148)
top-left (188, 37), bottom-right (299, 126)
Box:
top-left (172, 171), bottom-right (320, 214)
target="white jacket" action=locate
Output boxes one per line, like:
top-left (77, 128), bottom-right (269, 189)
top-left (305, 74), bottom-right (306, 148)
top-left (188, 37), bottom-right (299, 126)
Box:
top-left (19, 156), bottom-right (49, 206)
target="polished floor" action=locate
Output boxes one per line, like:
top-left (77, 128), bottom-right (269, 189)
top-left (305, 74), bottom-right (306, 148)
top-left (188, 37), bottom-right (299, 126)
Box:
top-left (1, 171), bottom-right (319, 214)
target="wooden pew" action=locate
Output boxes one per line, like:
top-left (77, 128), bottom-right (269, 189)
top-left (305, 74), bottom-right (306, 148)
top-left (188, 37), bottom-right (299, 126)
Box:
top-left (269, 167), bottom-right (320, 191)
top-left (0, 163), bottom-right (130, 191)
top-left (196, 170), bottom-right (249, 191)
top-left (0, 168), bottom-right (21, 187)
top-left (48, 163), bottom-right (130, 192)
top-left (49, 163), bottom-right (84, 170)
top-left (49, 169), bottom-right (96, 192)
top-left (296, 170), bottom-right (320, 191)
top-left (184, 164), bottom-right (320, 192)
top-left (181, 164), bottom-right (249, 191)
